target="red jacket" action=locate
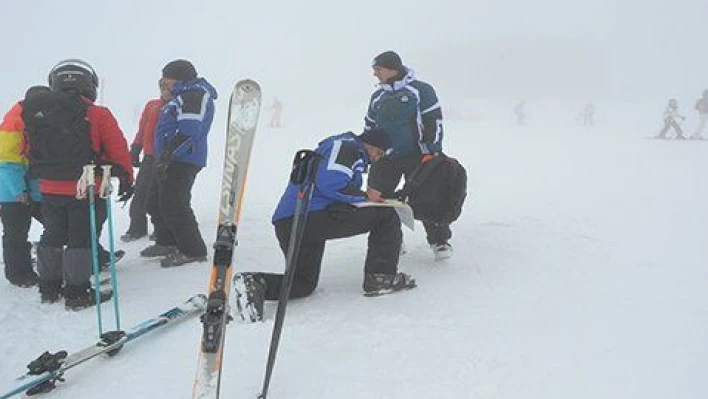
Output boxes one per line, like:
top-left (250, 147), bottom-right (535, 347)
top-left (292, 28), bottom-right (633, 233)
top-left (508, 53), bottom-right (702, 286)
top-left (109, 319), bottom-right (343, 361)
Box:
top-left (40, 98), bottom-right (134, 196)
top-left (132, 99), bottom-right (164, 156)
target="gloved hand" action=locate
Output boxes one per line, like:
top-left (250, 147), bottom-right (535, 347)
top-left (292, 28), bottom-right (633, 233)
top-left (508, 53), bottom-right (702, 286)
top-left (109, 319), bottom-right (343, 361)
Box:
top-left (421, 153), bottom-right (438, 164)
top-left (130, 144), bottom-right (143, 167)
top-left (153, 152), bottom-right (172, 181)
top-left (117, 180), bottom-right (135, 203)
top-left (327, 202), bottom-right (356, 222)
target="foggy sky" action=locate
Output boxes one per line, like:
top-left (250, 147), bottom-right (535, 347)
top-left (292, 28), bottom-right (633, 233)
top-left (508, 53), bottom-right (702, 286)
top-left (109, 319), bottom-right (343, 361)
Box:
top-left (3, 0), bottom-right (706, 129)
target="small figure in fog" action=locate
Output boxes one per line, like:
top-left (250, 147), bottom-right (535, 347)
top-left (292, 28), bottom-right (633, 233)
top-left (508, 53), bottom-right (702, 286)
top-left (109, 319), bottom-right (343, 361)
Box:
top-left (655, 98), bottom-right (686, 140)
top-left (514, 100), bottom-right (526, 125)
top-left (269, 97), bottom-right (282, 128)
top-left (581, 103), bottom-right (595, 126)
top-left (691, 90), bottom-right (708, 139)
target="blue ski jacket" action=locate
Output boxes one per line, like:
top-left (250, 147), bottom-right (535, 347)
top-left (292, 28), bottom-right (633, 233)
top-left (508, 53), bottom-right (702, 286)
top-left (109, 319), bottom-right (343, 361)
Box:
top-left (153, 78), bottom-right (218, 167)
top-left (364, 68), bottom-right (443, 158)
top-left (272, 132), bottom-right (370, 222)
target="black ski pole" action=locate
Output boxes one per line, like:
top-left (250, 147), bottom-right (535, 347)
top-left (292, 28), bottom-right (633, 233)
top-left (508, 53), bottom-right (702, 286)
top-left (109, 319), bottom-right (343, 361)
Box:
top-left (258, 150), bottom-right (319, 399)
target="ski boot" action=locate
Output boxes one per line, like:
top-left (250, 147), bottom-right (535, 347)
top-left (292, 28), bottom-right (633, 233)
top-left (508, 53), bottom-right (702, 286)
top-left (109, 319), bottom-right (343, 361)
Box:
top-left (160, 250), bottom-right (207, 268)
top-left (363, 272), bottom-right (416, 297)
top-left (233, 272), bottom-right (266, 322)
top-left (431, 242), bottom-right (453, 261)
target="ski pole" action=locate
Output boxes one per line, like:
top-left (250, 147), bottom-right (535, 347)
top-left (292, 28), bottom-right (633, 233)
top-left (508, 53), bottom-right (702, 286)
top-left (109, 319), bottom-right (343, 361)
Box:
top-left (259, 150), bottom-right (319, 399)
top-left (78, 164), bottom-right (103, 337)
top-left (100, 165), bottom-right (121, 331)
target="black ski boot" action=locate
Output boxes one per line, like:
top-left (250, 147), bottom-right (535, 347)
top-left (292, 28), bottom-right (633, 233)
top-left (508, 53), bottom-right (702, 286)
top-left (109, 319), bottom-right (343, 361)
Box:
top-left (160, 250), bottom-right (207, 268)
top-left (9, 271), bottom-right (39, 288)
top-left (233, 272), bottom-right (266, 322)
top-left (64, 284), bottom-right (113, 311)
top-left (39, 280), bottom-right (63, 304)
top-left (139, 244), bottom-right (176, 258)
top-left (363, 272), bottom-right (416, 297)
top-left (120, 231), bottom-right (146, 242)
top-left (98, 250), bottom-right (126, 270)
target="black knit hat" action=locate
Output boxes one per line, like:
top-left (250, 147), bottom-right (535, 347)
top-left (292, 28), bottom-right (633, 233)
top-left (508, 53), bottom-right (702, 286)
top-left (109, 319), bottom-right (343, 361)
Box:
top-left (162, 59), bottom-right (198, 81)
top-left (358, 128), bottom-right (392, 152)
top-left (372, 51), bottom-right (403, 70)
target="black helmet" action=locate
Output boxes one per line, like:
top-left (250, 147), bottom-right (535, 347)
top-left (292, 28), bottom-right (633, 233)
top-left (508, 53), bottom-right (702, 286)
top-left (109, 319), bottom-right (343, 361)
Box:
top-left (47, 59), bottom-right (99, 101)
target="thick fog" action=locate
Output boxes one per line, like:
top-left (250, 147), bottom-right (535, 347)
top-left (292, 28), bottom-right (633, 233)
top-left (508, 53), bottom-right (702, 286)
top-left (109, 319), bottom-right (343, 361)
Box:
top-left (3, 0), bottom-right (706, 131)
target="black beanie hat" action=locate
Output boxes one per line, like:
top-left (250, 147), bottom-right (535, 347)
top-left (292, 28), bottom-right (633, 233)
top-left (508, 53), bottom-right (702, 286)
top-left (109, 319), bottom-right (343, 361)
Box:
top-left (162, 59), bottom-right (198, 81)
top-left (358, 128), bottom-right (392, 152)
top-left (372, 51), bottom-right (403, 70)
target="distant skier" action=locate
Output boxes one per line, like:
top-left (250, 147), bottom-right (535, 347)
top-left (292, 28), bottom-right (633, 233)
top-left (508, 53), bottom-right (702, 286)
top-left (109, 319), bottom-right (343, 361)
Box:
top-left (582, 103), bottom-right (595, 126)
top-left (514, 100), bottom-right (526, 125)
top-left (656, 99), bottom-right (686, 139)
top-left (692, 90), bottom-right (708, 139)
top-left (269, 97), bottom-right (283, 128)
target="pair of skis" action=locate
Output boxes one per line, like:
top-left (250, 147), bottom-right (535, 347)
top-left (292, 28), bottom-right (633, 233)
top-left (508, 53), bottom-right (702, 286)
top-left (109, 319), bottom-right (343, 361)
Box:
top-left (0, 295), bottom-right (207, 399)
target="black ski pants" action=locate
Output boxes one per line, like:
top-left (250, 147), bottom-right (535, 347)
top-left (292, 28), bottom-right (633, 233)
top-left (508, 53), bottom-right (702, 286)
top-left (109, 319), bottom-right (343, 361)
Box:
top-left (38, 195), bottom-right (107, 285)
top-left (368, 154), bottom-right (452, 245)
top-left (1, 201), bottom-right (42, 282)
top-left (40, 195), bottom-right (106, 249)
top-left (126, 154), bottom-right (155, 236)
top-left (259, 206), bottom-right (402, 300)
top-left (146, 160), bottom-right (206, 258)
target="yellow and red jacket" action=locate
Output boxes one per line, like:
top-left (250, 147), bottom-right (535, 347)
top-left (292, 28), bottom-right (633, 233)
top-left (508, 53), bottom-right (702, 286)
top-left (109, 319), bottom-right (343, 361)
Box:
top-left (0, 102), bottom-right (27, 164)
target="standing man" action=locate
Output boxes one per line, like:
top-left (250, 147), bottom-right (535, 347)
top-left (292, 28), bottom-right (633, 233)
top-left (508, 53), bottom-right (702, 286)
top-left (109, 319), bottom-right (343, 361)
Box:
top-left (363, 50), bottom-right (452, 260)
top-left (120, 80), bottom-right (170, 242)
top-left (23, 59), bottom-right (134, 309)
top-left (141, 59), bottom-right (217, 267)
top-left (692, 90), bottom-right (708, 139)
top-left (233, 130), bottom-right (416, 321)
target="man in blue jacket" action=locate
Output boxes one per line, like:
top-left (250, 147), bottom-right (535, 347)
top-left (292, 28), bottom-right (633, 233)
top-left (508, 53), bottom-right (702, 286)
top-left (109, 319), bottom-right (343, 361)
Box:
top-left (141, 59), bottom-right (217, 267)
top-left (363, 50), bottom-right (452, 261)
top-left (233, 129), bottom-right (416, 321)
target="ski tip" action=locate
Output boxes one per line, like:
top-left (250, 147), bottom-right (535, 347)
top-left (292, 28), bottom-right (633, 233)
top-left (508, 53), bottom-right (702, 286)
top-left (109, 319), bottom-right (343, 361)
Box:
top-left (235, 79), bottom-right (261, 91)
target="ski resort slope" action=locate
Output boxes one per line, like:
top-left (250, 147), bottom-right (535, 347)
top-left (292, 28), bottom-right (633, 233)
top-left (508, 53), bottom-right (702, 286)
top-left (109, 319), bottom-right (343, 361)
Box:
top-left (1, 106), bottom-right (707, 399)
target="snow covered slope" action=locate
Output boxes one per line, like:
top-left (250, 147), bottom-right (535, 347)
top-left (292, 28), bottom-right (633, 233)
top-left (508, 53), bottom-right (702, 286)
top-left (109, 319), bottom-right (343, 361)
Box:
top-left (1, 106), bottom-right (707, 399)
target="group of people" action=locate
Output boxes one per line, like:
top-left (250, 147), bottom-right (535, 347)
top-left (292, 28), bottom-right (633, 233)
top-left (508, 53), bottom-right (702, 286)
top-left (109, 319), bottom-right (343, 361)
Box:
top-left (656, 91), bottom-right (708, 140)
top-left (233, 50), bottom-right (453, 321)
top-left (0, 58), bottom-right (217, 310)
top-left (1, 50), bottom-right (456, 315)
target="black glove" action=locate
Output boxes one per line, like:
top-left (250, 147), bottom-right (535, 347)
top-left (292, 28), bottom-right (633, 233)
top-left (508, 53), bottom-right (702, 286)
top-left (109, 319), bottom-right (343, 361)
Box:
top-left (153, 152), bottom-right (172, 181)
top-left (327, 202), bottom-right (356, 222)
top-left (130, 144), bottom-right (142, 167)
top-left (117, 180), bottom-right (135, 203)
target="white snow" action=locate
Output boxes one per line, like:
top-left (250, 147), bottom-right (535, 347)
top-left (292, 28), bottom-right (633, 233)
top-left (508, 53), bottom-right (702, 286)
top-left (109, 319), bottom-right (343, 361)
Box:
top-left (1, 99), bottom-right (707, 398)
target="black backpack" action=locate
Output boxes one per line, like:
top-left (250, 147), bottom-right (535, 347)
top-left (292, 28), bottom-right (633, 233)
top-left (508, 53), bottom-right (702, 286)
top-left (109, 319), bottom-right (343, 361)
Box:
top-left (21, 91), bottom-right (95, 180)
top-left (396, 153), bottom-right (468, 224)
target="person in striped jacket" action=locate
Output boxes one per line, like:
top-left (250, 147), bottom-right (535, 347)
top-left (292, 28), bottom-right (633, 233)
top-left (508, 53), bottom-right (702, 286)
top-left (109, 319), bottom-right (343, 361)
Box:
top-left (0, 86), bottom-right (47, 287)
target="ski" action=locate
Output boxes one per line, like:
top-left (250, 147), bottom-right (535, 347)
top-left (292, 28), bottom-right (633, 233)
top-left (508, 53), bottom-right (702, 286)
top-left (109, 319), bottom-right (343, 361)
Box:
top-left (192, 79), bottom-right (261, 398)
top-left (1, 294), bottom-right (207, 399)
